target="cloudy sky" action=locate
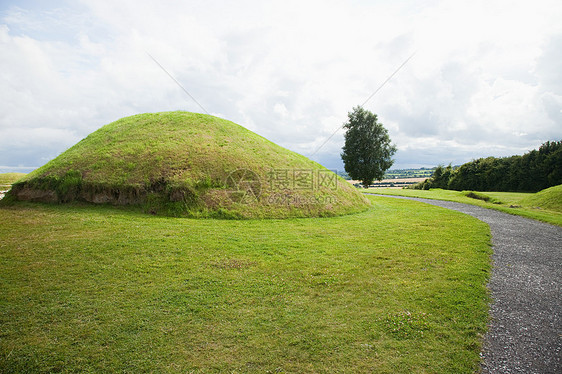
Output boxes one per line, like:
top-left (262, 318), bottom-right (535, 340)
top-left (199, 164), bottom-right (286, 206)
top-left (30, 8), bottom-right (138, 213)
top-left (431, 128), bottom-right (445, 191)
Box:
top-left (1, 0), bottom-right (561, 173)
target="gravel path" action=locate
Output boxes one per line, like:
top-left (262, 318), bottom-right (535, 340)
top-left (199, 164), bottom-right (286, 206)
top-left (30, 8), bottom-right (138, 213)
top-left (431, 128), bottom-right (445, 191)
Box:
top-left (367, 194), bottom-right (562, 373)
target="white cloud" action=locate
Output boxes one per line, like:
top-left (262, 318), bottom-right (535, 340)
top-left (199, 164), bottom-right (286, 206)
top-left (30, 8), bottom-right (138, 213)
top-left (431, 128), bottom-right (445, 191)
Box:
top-left (0, 0), bottom-right (561, 171)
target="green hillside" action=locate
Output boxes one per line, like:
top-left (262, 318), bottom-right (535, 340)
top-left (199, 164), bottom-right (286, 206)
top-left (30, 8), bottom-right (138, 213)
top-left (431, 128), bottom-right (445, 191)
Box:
top-left (7, 112), bottom-right (368, 218)
top-left (521, 184), bottom-right (562, 213)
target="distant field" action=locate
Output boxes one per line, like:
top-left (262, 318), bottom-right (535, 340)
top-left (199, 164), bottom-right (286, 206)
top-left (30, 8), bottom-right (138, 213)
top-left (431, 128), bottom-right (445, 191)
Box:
top-left (339, 169), bottom-right (434, 181)
top-left (0, 173), bottom-right (26, 187)
top-left (369, 187), bottom-right (562, 227)
top-left (344, 168), bottom-right (433, 188)
top-left (384, 169), bottom-right (434, 179)
top-left (349, 178), bottom-right (427, 188)
top-left (0, 196), bottom-right (491, 373)
top-left (0, 173), bottom-right (26, 200)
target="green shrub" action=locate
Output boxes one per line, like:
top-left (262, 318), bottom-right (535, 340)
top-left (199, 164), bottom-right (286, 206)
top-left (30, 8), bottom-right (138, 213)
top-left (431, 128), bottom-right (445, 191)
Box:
top-left (463, 191), bottom-right (490, 202)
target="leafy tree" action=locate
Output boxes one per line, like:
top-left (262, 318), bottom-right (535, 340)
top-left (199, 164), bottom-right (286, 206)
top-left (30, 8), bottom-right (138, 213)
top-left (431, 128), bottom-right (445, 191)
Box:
top-left (429, 164), bottom-right (453, 189)
top-left (341, 106), bottom-right (397, 186)
top-left (540, 141), bottom-right (562, 188)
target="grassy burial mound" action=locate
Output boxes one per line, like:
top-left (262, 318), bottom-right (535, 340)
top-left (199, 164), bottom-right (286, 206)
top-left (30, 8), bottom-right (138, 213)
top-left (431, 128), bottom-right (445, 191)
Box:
top-left (7, 111), bottom-right (369, 218)
top-left (520, 183), bottom-right (562, 213)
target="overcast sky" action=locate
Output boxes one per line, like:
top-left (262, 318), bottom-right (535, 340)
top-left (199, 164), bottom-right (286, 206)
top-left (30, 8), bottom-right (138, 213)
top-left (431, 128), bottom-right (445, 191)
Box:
top-left (1, 0), bottom-right (561, 173)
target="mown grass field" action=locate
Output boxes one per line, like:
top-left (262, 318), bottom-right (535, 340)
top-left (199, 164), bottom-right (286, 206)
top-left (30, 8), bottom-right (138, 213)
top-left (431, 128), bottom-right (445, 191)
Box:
top-left (369, 186), bottom-right (562, 227)
top-left (0, 196), bottom-right (491, 373)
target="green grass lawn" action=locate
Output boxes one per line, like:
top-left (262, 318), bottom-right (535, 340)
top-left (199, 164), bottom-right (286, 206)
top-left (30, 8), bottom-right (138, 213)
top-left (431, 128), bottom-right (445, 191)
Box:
top-left (0, 196), bottom-right (491, 373)
top-left (368, 188), bottom-right (562, 227)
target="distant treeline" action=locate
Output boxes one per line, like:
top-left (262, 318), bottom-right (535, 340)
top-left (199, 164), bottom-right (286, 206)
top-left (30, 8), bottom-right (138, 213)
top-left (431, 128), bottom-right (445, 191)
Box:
top-left (338, 168), bottom-right (435, 180)
top-left (415, 140), bottom-right (562, 192)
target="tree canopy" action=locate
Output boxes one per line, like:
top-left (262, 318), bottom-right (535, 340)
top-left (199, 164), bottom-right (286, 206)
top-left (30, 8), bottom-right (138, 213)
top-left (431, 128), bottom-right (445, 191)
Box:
top-left (415, 140), bottom-right (562, 192)
top-left (341, 106), bottom-right (397, 186)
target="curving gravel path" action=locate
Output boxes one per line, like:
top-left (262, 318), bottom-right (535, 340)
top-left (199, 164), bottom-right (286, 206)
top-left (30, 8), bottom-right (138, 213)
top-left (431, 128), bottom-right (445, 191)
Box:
top-left (367, 194), bottom-right (562, 373)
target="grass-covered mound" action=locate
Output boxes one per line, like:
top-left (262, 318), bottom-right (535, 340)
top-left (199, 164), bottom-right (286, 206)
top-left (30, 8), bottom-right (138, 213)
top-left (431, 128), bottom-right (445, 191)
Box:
top-left (520, 184), bottom-right (562, 213)
top-left (7, 112), bottom-right (368, 218)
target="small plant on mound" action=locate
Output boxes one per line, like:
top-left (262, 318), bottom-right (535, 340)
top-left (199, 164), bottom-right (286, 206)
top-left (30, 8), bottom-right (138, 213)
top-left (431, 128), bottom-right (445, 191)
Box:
top-left (6, 112), bottom-right (369, 218)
